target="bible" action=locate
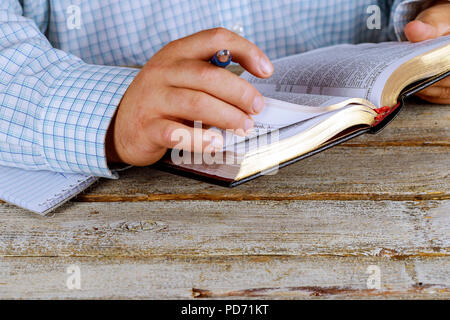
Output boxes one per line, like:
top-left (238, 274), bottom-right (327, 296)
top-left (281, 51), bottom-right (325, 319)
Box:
top-left (158, 36), bottom-right (450, 186)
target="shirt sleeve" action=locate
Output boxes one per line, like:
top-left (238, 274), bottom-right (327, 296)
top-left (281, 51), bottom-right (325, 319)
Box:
top-left (389, 0), bottom-right (434, 41)
top-left (0, 1), bottom-right (139, 178)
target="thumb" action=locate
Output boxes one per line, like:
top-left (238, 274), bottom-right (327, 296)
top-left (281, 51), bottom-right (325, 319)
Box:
top-left (404, 2), bottom-right (450, 43)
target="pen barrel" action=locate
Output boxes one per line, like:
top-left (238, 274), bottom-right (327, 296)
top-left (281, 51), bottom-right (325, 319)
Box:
top-left (210, 50), bottom-right (232, 67)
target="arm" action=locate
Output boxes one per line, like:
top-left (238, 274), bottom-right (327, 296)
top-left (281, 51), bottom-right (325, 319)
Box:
top-left (0, 0), bottom-right (139, 178)
top-left (1, 1), bottom-right (273, 171)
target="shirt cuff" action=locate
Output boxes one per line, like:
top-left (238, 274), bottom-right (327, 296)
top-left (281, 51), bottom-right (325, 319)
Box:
top-left (391, 0), bottom-right (433, 41)
top-left (38, 62), bottom-right (139, 178)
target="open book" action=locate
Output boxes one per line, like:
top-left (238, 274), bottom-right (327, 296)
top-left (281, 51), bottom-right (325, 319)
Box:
top-left (159, 35), bottom-right (450, 186)
top-left (1, 36), bottom-right (449, 214)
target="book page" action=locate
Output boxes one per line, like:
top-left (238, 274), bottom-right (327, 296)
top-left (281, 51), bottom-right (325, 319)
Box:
top-left (227, 104), bottom-right (375, 155)
top-left (219, 96), bottom-right (352, 148)
top-left (259, 91), bottom-right (351, 107)
top-left (242, 36), bottom-right (450, 107)
top-left (226, 107), bottom-right (344, 153)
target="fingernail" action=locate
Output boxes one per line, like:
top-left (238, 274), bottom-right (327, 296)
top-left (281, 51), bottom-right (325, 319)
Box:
top-left (259, 56), bottom-right (273, 75)
top-left (244, 118), bottom-right (254, 131)
top-left (252, 95), bottom-right (264, 113)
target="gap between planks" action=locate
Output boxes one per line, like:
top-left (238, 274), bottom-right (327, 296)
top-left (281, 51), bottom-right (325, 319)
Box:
top-left (1, 255), bottom-right (449, 299)
top-left (1, 252), bottom-right (449, 259)
top-left (72, 192), bottom-right (450, 202)
top-left (191, 285), bottom-right (450, 299)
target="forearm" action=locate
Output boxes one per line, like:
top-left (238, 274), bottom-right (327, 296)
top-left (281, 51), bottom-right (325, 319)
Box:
top-left (0, 1), bottom-right (139, 177)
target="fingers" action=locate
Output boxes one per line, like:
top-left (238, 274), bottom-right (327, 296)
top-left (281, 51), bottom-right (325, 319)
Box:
top-left (168, 27), bottom-right (274, 78)
top-left (404, 1), bottom-right (450, 42)
top-left (165, 60), bottom-right (264, 115)
top-left (416, 77), bottom-right (450, 104)
top-left (162, 87), bottom-right (254, 133)
top-left (420, 85), bottom-right (450, 98)
top-left (427, 76), bottom-right (450, 88)
top-left (404, 20), bottom-right (438, 42)
top-left (145, 118), bottom-right (224, 153)
top-left (418, 86), bottom-right (450, 99)
top-left (416, 93), bottom-right (450, 105)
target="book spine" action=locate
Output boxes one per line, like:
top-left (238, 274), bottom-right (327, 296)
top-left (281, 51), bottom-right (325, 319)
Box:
top-left (372, 102), bottom-right (401, 127)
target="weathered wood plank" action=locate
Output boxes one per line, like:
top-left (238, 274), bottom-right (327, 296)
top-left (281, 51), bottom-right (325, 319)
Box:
top-left (0, 200), bottom-right (448, 257)
top-left (75, 99), bottom-right (449, 202)
top-left (76, 146), bottom-right (449, 201)
top-left (0, 255), bottom-right (448, 299)
top-left (349, 99), bottom-right (449, 146)
top-left (61, 100), bottom-right (447, 202)
top-left (0, 101), bottom-right (447, 206)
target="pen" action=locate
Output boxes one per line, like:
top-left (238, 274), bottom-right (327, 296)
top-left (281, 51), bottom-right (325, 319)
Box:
top-left (210, 49), bottom-right (232, 68)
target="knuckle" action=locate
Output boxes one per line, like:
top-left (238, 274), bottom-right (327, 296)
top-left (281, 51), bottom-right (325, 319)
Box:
top-left (209, 27), bottom-right (232, 42)
top-left (161, 125), bottom-right (176, 146)
top-left (136, 66), bottom-right (152, 83)
top-left (188, 92), bottom-right (206, 113)
top-left (247, 47), bottom-right (260, 59)
top-left (197, 66), bottom-right (215, 83)
top-left (165, 38), bottom-right (180, 51)
top-left (224, 110), bottom-right (246, 130)
top-left (237, 80), bottom-right (255, 110)
top-left (135, 105), bottom-right (150, 126)
top-left (143, 63), bottom-right (169, 82)
top-left (145, 65), bottom-right (162, 80)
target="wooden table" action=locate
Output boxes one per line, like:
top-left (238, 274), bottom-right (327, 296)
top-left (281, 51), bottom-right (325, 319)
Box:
top-left (0, 98), bottom-right (448, 299)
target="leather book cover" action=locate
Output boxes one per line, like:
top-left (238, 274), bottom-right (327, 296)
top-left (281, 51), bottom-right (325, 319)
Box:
top-left (156, 70), bottom-right (450, 187)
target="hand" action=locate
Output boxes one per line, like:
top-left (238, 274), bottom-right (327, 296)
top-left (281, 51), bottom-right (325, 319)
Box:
top-left (106, 28), bottom-right (273, 165)
top-left (404, 0), bottom-right (450, 104)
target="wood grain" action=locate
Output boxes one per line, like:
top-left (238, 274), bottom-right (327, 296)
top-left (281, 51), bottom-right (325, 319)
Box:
top-left (0, 200), bottom-right (448, 258)
top-left (348, 99), bottom-right (449, 146)
top-left (63, 100), bottom-right (449, 203)
top-left (76, 146), bottom-right (450, 202)
top-left (0, 255), bottom-right (448, 299)
top-left (0, 94), bottom-right (447, 299)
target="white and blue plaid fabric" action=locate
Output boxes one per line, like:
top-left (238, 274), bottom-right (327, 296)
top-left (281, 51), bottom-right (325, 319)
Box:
top-left (0, 0), bottom-right (428, 178)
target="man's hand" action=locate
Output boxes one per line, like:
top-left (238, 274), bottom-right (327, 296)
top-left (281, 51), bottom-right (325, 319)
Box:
top-left (404, 0), bottom-right (450, 104)
top-left (106, 28), bottom-right (273, 165)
